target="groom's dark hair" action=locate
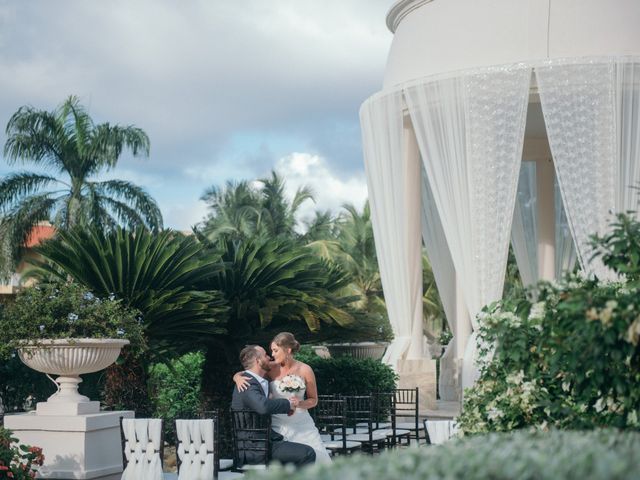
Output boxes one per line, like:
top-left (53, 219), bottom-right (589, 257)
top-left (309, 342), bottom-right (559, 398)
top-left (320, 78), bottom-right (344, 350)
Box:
top-left (239, 345), bottom-right (260, 369)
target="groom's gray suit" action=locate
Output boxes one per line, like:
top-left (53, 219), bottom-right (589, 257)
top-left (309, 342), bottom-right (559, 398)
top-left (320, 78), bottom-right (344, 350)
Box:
top-left (231, 373), bottom-right (316, 467)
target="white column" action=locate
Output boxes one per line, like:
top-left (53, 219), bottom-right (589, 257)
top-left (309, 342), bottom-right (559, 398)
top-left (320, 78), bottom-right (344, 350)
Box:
top-left (536, 157), bottom-right (556, 281)
top-left (405, 118), bottom-right (425, 360)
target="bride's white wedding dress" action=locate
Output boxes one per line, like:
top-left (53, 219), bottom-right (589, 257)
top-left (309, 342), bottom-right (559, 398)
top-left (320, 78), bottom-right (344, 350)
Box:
top-left (270, 375), bottom-right (332, 463)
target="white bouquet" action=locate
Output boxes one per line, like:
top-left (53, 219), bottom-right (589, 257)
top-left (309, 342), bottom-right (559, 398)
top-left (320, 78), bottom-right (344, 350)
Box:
top-left (279, 374), bottom-right (304, 393)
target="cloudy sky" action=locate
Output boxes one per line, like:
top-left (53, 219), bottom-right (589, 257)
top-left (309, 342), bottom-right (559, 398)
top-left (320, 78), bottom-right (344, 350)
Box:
top-left (0, 0), bottom-right (393, 229)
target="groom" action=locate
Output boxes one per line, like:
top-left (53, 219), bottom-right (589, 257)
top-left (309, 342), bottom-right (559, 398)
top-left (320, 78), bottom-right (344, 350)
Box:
top-left (231, 345), bottom-right (316, 467)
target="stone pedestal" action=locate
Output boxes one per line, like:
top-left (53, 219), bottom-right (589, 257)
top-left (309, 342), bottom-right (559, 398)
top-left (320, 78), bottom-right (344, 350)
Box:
top-left (4, 410), bottom-right (134, 479)
top-left (397, 357), bottom-right (437, 412)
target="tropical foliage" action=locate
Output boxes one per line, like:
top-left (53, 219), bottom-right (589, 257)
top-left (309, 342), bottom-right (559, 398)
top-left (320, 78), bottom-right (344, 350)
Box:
top-left (458, 213), bottom-right (640, 434)
top-left (27, 226), bottom-right (227, 355)
top-left (257, 429), bottom-right (640, 480)
top-left (0, 428), bottom-right (44, 480)
top-left (0, 282), bottom-right (145, 359)
top-left (0, 96), bottom-right (161, 276)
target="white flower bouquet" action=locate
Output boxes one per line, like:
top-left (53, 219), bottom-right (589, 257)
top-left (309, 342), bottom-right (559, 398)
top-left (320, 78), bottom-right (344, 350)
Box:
top-left (279, 374), bottom-right (304, 393)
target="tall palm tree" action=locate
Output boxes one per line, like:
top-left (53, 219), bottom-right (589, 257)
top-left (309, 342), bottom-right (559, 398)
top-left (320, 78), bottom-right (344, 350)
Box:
top-left (200, 170), bottom-right (314, 242)
top-left (199, 180), bottom-right (263, 243)
top-left (0, 95), bottom-right (162, 273)
top-left (259, 170), bottom-right (314, 238)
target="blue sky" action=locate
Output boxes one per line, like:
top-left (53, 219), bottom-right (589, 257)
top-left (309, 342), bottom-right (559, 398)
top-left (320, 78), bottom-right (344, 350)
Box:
top-left (0, 0), bottom-right (393, 229)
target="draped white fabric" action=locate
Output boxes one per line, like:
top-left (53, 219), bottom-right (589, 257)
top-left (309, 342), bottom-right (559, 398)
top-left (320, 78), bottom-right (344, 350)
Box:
top-left (405, 66), bottom-right (531, 388)
top-left (511, 162), bottom-right (577, 284)
top-left (554, 178), bottom-right (578, 279)
top-left (420, 162), bottom-right (457, 397)
top-left (176, 419), bottom-right (216, 480)
top-left (121, 418), bottom-right (164, 480)
top-left (360, 90), bottom-right (423, 369)
top-left (536, 62), bottom-right (616, 279)
top-left (511, 161), bottom-right (538, 287)
top-left (615, 61), bottom-right (640, 214)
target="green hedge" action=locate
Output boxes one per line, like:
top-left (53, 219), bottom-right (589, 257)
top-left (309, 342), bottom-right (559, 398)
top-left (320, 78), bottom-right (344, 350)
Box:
top-left (296, 347), bottom-right (396, 395)
top-left (253, 429), bottom-right (640, 480)
top-left (148, 351), bottom-right (205, 442)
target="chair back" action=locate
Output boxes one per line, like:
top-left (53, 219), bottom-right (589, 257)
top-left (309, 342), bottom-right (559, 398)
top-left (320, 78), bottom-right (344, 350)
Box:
top-left (343, 395), bottom-right (374, 440)
top-left (175, 419), bottom-right (216, 480)
top-left (230, 409), bottom-right (271, 468)
top-left (120, 417), bottom-right (164, 480)
top-left (316, 397), bottom-right (348, 447)
top-left (373, 391), bottom-right (397, 429)
top-left (394, 387), bottom-right (419, 429)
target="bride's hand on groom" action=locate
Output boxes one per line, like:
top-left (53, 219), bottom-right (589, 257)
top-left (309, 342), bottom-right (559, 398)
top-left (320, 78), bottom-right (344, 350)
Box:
top-left (233, 372), bottom-right (250, 392)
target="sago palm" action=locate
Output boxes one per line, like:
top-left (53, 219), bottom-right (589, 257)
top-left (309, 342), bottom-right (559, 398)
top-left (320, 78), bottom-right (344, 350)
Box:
top-left (0, 95), bottom-right (162, 273)
top-left (27, 226), bottom-right (227, 356)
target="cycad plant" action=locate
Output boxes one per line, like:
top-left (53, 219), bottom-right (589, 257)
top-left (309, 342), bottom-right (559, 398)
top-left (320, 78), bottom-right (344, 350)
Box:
top-left (28, 226), bottom-right (227, 355)
top-left (0, 95), bottom-right (162, 275)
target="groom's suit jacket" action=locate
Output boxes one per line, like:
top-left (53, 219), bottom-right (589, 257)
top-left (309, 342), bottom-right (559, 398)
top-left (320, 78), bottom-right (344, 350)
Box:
top-left (231, 373), bottom-right (291, 465)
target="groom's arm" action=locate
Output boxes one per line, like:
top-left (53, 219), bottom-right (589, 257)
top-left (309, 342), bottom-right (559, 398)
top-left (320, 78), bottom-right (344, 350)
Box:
top-left (241, 382), bottom-right (291, 415)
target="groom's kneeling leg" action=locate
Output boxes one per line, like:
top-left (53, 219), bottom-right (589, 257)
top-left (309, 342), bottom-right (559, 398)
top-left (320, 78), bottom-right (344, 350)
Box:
top-left (272, 441), bottom-right (316, 467)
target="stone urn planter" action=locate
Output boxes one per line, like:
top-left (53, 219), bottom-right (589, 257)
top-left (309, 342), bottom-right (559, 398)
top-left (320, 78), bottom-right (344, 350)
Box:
top-left (18, 338), bottom-right (129, 415)
top-left (325, 341), bottom-right (389, 361)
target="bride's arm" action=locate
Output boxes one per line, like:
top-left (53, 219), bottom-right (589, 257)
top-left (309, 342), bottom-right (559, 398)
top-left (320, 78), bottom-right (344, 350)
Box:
top-left (232, 371), bottom-right (250, 392)
top-left (297, 364), bottom-right (318, 410)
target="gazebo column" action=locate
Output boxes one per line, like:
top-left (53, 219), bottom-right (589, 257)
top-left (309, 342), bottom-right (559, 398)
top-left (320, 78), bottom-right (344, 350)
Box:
top-left (397, 118), bottom-right (436, 411)
top-left (523, 136), bottom-right (556, 281)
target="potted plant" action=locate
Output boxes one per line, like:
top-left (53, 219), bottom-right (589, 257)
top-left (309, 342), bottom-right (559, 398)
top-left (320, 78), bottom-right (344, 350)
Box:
top-left (323, 312), bottom-right (393, 361)
top-left (0, 282), bottom-right (145, 415)
top-left (0, 427), bottom-right (44, 479)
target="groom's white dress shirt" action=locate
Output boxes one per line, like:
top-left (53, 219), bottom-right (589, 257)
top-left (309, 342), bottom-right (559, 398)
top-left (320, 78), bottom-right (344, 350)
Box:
top-left (245, 370), bottom-right (269, 397)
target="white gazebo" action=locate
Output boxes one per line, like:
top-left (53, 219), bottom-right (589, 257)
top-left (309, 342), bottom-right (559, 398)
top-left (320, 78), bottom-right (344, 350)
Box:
top-left (361, 0), bottom-right (640, 406)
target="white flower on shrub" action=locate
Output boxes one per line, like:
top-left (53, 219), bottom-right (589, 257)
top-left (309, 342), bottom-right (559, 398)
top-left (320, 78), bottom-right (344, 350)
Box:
top-left (506, 370), bottom-right (525, 385)
top-left (528, 302), bottom-right (546, 321)
top-left (562, 381), bottom-right (571, 392)
top-left (628, 410), bottom-right (639, 426)
top-left (487, 408), bottom-right (504, 421)
top-left (594, 398), bottom-right (605, 413)
top-left (625, 316), bottom-right (640, 346)
top-left (598, 300), bottom-right (617, 326)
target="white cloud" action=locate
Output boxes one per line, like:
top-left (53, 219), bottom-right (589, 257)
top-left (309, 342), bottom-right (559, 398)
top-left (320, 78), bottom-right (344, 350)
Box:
top-left (274, 152), bottom-right (368, 226)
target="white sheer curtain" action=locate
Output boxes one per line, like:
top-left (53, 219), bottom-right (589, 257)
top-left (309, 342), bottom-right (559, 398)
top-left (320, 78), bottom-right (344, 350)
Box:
top-left (536, 62), bottom-right (616, 279)
top-left (405, 66), bottom-right (531, 389)
top-left (615, 60), bottom-right (640, 214)
top-left (511, 161), bottom-right (538, 287)
top-left (420, 162), bottom-right (457, 398)
top-left (555, 178), bottom-right (578, 278)
top-left (360, 90), bottom-right (423, 370)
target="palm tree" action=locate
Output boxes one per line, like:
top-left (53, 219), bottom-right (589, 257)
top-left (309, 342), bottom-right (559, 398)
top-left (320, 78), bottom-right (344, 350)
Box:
top-left (259, 170), bottom-right (314, 238)
top-left (200, 170), bottom-right (314, 243)
top-left (0, 95), bottom-right (162, 274)
top-left (199, 180), bottom-right (263, 243)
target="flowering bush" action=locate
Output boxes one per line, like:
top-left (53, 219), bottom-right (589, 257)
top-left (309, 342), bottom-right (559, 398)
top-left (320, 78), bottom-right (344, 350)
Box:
top-left (0, 282), bottom-right (146, 359)
top-left (256, 429), bottom-right (640, 480)
top-left (0, 428), bottom-right (43, 479)
top-left (458, 213), bottom-right (640, 434)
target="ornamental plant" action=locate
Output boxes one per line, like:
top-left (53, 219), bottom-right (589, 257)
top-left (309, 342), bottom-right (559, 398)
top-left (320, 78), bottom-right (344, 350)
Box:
top-left (458, 213), bottom-right (640, 434)
top-left (0, 428), bottom-right (44, 480)
top-left (0, 282), bottom-right (145, 360)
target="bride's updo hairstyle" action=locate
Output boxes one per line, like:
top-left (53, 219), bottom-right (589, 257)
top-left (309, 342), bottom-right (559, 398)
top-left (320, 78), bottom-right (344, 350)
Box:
top-left (272, 332), bottom-right (300, 354)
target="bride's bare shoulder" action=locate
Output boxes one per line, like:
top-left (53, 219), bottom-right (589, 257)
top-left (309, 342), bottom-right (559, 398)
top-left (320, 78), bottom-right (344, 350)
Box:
top-left (296, 361), bottom-right (315, 376)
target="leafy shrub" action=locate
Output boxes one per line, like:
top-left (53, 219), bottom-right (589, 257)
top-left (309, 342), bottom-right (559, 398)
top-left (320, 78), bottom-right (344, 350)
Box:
top-left (253, 429), bottom-right (640, 480)
top-left (0, 427), bottom-right (44, 479)
top-left (296, 348), bottom-right (397, 395)
top-left (0, 282), bottom-right (145, 359)
top-left (458, 213), bottom-right (640, 434)
top-left (149, 351), bottom-right (205, 442)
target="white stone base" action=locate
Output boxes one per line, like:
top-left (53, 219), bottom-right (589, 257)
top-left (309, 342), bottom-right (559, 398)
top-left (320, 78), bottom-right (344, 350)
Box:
top-left (4, 410), bottom-right (134, 479)
top-left (397, 358), bottom-right (437, 412)
top-left (36, 401), bottom-right (101, 416)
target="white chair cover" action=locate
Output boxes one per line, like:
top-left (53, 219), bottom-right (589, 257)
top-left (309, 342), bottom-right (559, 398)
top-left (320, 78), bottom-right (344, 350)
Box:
top-left (121, 418), bottom-right (164, 480)
top-left (176, 419), bottom-right (216, 480)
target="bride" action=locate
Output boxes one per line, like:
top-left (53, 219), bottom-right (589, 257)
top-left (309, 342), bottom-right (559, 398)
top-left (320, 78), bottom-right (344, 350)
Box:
top-left (234, 332), bottom-right (332, 463)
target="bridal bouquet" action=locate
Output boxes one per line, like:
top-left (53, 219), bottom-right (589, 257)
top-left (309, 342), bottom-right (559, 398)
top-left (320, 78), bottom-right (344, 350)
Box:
top-left (279, 375), bottom-right (304, 393)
